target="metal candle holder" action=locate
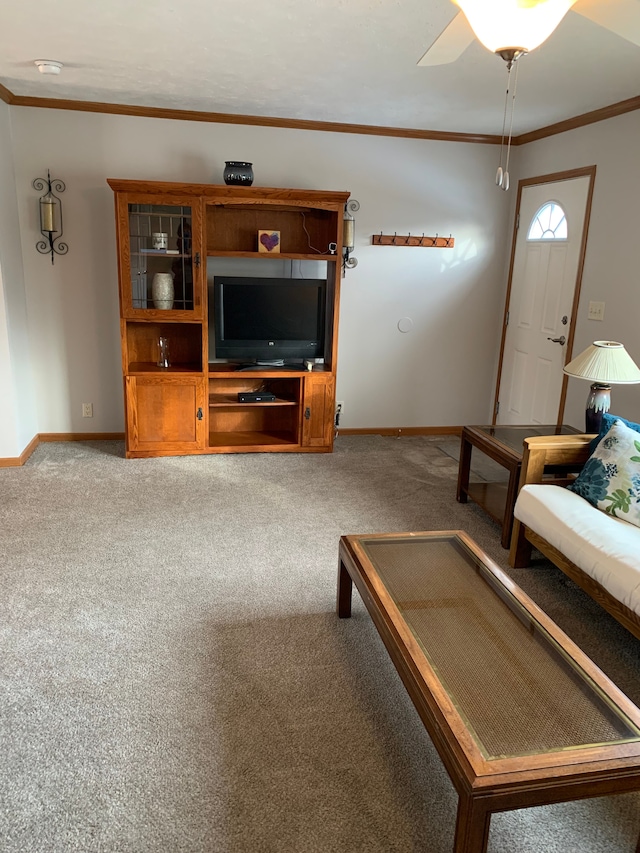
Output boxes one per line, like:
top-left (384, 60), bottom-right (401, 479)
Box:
top-left (33, 170), bottom-right (68, 264)
top-left (343, 199), bottom-right (360, 273)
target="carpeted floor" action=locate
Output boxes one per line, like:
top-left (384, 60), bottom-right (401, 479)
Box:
top-left (0, 435), bottom-right (638, 852)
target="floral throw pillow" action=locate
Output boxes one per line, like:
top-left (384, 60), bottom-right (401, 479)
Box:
top-left (570, 418), bottom-right (640, 527)
top-left (589, 411), bottom-right (640, 453)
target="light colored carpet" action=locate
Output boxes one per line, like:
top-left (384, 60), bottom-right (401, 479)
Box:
top-left (0, 435), bottom-right (638, 852)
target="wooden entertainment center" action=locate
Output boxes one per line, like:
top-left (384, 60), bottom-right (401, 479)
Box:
top-left (108, 180), bottom-right (349, 459)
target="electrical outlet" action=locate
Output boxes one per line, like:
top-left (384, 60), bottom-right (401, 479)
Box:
top-left (588, 301), bottom-right (605, 321)
top-left (335, 401), bottom-right (344, 416)
top-left (82, 403), bottom-right (93, 418)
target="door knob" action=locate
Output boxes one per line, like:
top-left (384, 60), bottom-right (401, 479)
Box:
top-left (547, 335), bottom-right (566, 345)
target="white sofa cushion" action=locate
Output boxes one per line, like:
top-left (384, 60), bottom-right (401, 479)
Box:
top-left (514, 484), bottom-right (640, 617)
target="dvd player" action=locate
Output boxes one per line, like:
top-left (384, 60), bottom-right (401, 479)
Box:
top-left (238, 391), bottom-right (277, 403)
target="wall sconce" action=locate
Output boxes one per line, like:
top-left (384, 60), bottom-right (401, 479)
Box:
top-left (343, 200), bottom-right (360, 273)
top-left (33, 170), bottom-right (68, 264)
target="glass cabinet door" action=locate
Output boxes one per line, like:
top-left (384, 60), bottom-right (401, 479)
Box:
top-left (128, 204), bottom-right (196, 313)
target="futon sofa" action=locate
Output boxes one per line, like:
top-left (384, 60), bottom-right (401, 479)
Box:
top-left (509, 432), bottom-right (640, 640)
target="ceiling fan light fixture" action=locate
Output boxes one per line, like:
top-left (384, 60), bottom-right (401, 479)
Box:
top-left (496, 47), bottom-right (526, 65)
top-left (453, 0), bottom-right (577, 54)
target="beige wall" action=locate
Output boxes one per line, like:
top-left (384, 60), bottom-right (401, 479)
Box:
top-left (0, 102), bottom-right (36, 457)
top-left (4, 107), bottom-right (512, 449)
top-left (0, 265), bottom-right (18, 457)
top-left (4, 103), bottom-right (640, 456)
top-left (512, 110), bottom-right (640, 428)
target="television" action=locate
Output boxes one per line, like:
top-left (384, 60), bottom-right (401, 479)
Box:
top-left (212, 276), bottom-right (326, 366)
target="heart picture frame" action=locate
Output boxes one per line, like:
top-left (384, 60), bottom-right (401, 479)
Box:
top-left (258, 230), bottom-right (281, 253)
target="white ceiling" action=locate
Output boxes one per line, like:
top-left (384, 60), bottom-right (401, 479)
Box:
top-left (1, 0), bottom-right (640, 136)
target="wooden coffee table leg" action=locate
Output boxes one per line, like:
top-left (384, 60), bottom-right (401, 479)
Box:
top-left (453, 795), bottom-right (491, 853)
top-left (457, 431), bottom-right (472, 504)
top-left (501, 462), bottom-right (521, 548)
top-left (337, 559), bottom-right (353, 618)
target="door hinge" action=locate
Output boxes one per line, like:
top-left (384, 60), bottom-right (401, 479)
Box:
top-left (495, 401), bottom-right (500, 415)
top-left (194, 252), bottom-right (201, 268)
top-left (505, 310), bottom-right (509, 326)
top-left (516, 213), bottom-right (520, 230)
top-left (304, 407), bottom-right (311, 420)
top-left (196, 407), bottom-right (203, 420)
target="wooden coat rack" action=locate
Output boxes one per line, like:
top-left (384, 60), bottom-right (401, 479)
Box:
top-left (372, 233), bottom-right (455, 248)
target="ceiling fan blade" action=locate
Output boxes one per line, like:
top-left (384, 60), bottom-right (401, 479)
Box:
top-left (573, 0), bottom-right (640, 48)
top-left (417, 12), bottom-right (476, 66)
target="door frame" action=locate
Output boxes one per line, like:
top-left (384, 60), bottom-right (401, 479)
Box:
top-left (492, 165), bottom-right (597, 426)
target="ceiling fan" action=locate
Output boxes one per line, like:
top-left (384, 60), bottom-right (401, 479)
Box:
top-left (418, 0), bottom-right (640, 67)
top-left (417, 0), bottom-right (640, 191)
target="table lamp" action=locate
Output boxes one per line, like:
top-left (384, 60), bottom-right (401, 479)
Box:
top-left (563, 340), bottom-right (640, 433)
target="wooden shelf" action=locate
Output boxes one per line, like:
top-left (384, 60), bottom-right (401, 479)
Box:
top-left (207, 251), bottom-right (337, 261)
top-left (129, 209), bottom-right (190, 219)
top-left (208, 364), bottom-right (313, 378)
top-left (133, 251), bottom-right (191, 259)
top-left (208, 430), bottom-right (298, 448)
top-left (125, 309), bottom-right (198, 321)
top-left (205, 201), bottom-right (340, 257)
top-left (129, 361), bottom-right (202, 374)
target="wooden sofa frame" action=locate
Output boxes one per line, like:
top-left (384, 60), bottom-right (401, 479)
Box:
top-left (509, 433), bottom-right (640, 641)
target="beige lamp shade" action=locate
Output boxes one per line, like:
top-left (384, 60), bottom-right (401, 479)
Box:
top-left (563, 341), bottom-right (640, 385)
top-left (453, 0), bottom-right (576, 54)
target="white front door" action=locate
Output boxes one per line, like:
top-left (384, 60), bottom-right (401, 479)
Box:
top-left (496, 175), bottom-right (593, 425)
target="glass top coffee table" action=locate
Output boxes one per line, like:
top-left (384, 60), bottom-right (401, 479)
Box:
top-left (456, 424), bottom-right (582, 548)
top-left (337, 531), bottom-right (640, 853)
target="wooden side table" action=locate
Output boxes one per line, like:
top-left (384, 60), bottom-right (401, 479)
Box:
top-left (456, 424), bottom-right (581, 548)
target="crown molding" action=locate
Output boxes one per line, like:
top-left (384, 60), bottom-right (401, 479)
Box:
top-left (513, 94), bottom-right (640, 145)
top-left (7, 93), bottom-right (503, 144)
top-left (0, 82), bottom-right (15, 104)
top-left (2, 85), bottom-right (639, 146)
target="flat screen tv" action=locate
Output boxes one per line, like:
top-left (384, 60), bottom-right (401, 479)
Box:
top-left (212, 277), bottom-right (326, 365)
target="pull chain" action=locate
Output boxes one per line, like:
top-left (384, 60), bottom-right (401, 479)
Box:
top-left (496, 63), bottom-right (512, 188)
top-left (496, 58), bottom-right (520, 192)
top-left (501, 59), bottom-right (520, 192)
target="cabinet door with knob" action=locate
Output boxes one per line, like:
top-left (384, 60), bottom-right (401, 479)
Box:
top-left (125, 376), bottom-right (206, 456)
top-left (110, 186), bottom-right (204, 321)
top-left (301, 373), bottom-right (336, 449)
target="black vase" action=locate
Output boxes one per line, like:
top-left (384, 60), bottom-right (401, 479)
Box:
top-left (223, 162), bottom-right (254, 186)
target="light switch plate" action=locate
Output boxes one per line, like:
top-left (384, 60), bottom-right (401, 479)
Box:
top-left (588, 301), bottom-right (605, 321)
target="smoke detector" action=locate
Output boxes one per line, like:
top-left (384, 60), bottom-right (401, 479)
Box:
top-left (34, 60), bottom-right (63, 75)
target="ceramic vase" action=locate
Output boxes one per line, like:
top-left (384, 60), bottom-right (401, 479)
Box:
top-left (152, 272), bottom-right (174, 310)
top-left (223, 161), bottom-right (254, 186)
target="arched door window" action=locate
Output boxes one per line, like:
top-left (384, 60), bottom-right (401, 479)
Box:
top-left (527, 202), bottom-right (567, 241)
